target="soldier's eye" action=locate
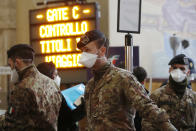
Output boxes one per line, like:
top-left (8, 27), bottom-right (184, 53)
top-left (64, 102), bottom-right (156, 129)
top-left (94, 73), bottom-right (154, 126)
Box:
top-left (173, 67), bottom-right (177, 69)
top-left (83, 48), bottom-right (90, 52)
top-left (173, 66), bottom-right (185, 71)
top-left (179, 67), bottom-right (185, 71)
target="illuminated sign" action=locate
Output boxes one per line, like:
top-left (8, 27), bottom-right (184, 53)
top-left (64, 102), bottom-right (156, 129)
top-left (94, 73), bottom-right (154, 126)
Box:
top-left (29, 3), bottom-right (99, 69)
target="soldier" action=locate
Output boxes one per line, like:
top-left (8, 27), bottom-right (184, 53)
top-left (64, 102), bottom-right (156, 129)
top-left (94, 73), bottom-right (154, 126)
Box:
top-left (133, 66), bottom-right (149, 131)
top-left (0, 44), bottom-right (62, 131)
top-left (37, 62), bottom-right (61, 87)
top-left (77, 30), bottom-right (177, 131)
top-left (187, 58), bottom-right (195, 89)
top-left (142, 54), bottom-right (196, 131)
top-left (133, 66), bottom-right (148, 93)
top-left (37, 62), bottom-right (85, 131)
top-left (160, 56), bottom-right (196, 89)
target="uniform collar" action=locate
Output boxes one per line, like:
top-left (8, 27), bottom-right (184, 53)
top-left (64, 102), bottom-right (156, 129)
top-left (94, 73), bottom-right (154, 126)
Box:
top-left (165, 84), bottom-right (188, 99)
top-left (18, 64), bottom-right (35, 81)
top-left (92, 61), bottom-right (111, 82)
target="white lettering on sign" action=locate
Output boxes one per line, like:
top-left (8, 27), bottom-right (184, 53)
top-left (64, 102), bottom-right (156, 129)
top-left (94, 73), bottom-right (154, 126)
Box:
top-left (0, 66), bottom-right (11, 75)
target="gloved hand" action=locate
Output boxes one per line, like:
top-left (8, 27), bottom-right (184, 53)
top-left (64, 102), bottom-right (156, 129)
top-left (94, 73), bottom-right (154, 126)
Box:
top-left (72, 96), bottom-right (86, 122)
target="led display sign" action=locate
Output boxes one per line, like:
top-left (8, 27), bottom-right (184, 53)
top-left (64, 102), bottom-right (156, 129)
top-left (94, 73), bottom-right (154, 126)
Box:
top-left (30, 3), bottom-right (99, 69)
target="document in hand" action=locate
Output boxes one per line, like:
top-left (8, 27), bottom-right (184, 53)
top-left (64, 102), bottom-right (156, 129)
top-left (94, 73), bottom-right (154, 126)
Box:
top-left (61, 83), bottom-right (85, 110)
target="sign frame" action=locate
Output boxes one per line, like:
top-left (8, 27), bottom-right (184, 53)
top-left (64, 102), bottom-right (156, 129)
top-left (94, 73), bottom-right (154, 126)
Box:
top-left (117, 0), bottom-right (142, 33)
top-left (29, 2), bottom-right (100, 70)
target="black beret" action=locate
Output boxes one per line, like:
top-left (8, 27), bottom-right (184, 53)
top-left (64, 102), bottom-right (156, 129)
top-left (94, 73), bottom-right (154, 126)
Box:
top-left (77, 30), bottom-right (105, 49)
top-left (188, 58), bottom-right (196, 73)
top-left (168, 54), bottom-right (189, 65)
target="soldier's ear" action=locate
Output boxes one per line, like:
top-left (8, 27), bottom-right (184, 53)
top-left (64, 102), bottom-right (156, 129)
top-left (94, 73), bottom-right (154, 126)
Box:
top-left (169, 67), bottom-right (172, 73)
top-left (186, 69), bottom-right (190, 76)
top-left (14, 58), bottom-right (24, 71)
top-left (99, 46), bottom-right (106, 57)
top-left (15, 58), bottom-right (21, 66)
top-left (51, 74), bottom-right (55, 80)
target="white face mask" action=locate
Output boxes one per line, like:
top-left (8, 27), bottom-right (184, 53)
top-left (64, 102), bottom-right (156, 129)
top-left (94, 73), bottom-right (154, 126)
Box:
top-left (79, 52), bottom-right (98, 68)
top-left (54, 75), bottom-right (61, 87)
top-left (10, 69), bottom-right (19, 84)
top-left (170, 68), bottom-right (187, 82)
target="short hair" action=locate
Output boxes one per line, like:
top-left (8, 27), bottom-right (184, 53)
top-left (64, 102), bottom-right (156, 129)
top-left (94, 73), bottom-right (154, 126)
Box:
top-left (133, 66), bottom-right (147, 83)
top-left (95, 37), bottom-right (109, 56)
top-left (7, 44), bottom-right (35, 63)
top-left (37, 62), bottom-right (56, 79)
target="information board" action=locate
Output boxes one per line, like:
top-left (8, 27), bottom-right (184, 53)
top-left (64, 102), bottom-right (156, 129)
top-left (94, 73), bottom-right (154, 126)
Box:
top-left (29, 3), bottom-right (99, 69)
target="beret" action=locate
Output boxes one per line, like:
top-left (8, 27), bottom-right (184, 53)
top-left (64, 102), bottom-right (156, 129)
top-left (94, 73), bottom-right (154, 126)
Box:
top-left (168, 54), bottom-right (189, 65)
top-left (77, 30), bottom-right (105, 49)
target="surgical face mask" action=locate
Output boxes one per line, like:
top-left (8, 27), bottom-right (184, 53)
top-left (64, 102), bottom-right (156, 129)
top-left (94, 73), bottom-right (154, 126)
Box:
top-left (170, 68), bottom-right (187, 82)
top-left (79, 52), bottom-right (98, 68)
top-left (54, 75), bottom-right (61, 87)
top-left (10, 69), bottom-right (19, 84)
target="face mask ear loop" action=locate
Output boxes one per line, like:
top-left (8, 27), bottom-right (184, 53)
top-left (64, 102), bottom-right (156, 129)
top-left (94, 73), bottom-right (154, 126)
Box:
top-left (12, 57), bottom-right (20, 71)
top-left (13, 60), bottom-right (17, 71)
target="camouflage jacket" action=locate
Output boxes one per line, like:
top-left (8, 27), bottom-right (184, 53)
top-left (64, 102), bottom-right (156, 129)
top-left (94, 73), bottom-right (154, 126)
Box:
top-left (0, 65), bottom-right (62, 131)
top-left (84, 63), bottom-right (177, 131)
top-left (142, 84), bottom-right (196, 131)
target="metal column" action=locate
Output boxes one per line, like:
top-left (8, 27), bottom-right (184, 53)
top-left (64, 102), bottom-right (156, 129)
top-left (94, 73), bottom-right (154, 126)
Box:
top-left (125, 33), bottom-right (133, 72)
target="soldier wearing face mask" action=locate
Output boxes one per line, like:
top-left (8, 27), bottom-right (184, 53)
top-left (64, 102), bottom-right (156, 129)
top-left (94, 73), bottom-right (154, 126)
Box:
top-left (0, 44), bottom-right (62, 131)
top-left (37, 62), bottom-right (61, 88)
top-left (142, 54), bottom-right (196, 131)
top-left (37, 62), bottom-right (85, 131)
top-left (77, 30), bottom-right (177, 131)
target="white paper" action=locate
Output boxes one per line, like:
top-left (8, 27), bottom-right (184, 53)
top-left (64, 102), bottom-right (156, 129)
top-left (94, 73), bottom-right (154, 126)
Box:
top-left (119, 0), bottom-right (140, 32)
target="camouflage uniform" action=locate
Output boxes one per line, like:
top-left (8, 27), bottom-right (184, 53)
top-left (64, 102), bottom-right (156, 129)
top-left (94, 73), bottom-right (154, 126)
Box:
top-left (0, 65), bottom-right (62, 131)
top-left (84, 63), bottom-right (177, 131)
top-left (142, 84), bottom-right (196, 131)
